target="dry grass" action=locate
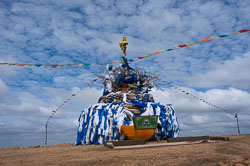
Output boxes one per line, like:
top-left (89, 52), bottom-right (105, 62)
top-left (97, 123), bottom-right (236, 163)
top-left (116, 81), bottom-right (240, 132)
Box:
top-left (0, 135), bottom-right (249, 166)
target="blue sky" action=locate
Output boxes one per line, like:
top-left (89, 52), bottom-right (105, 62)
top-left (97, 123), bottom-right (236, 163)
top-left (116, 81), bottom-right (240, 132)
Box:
top-left (0, 0), bottom-right (250, 148)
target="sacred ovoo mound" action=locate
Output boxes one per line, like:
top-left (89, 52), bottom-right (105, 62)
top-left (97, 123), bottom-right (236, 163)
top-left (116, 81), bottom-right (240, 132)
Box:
top-left (76, 36), bottom-right (179, 145)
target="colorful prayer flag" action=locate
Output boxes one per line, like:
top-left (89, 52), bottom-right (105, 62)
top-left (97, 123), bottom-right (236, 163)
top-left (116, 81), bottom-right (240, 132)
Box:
top-left (51, 65), bottom-right (58, 68)
top-left (201, 38), bottom-right (211, 42)
top-left (154, 52), bottom-right (161, 54)
top-left (178, 44), bottom-right (188, 48)
top-left (239, 29), bottom-right (250, 33)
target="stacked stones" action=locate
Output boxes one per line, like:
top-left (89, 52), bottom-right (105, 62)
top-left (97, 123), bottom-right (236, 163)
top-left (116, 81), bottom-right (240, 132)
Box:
top-left (99, 62), bottom-right (157, 115)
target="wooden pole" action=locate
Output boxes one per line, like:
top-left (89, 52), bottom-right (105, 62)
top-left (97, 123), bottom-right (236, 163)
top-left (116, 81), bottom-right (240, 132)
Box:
top-left (235, 114), bottom-right (240, 135)
top-left (45, 123), bottom-right (48, 145)
top-left (123, 47), bottom-right (127, 59)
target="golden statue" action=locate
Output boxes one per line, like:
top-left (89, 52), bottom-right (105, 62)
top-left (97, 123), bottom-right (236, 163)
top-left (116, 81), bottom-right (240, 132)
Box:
top-left (119, 35), bottom-right (128, 53)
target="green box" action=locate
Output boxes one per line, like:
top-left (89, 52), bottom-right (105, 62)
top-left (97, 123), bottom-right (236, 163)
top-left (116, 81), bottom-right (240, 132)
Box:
top-left (133, 115), bottom-right (158, 130)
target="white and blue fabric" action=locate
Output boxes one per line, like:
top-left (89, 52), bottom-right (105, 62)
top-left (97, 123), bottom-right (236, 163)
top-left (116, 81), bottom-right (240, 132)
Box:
top-left (76, 102), bottom-right (179, 145)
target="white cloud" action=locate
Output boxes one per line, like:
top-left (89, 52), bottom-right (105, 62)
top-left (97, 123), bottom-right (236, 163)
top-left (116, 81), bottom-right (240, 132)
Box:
top-left (0, 79), bottom-right (9, 101)
top-left (187, 52), bottom-right (250, 89)
top-left (151, 87), bottom-right (250, 114)
top-left (191, 115), bottom-right (209, 124)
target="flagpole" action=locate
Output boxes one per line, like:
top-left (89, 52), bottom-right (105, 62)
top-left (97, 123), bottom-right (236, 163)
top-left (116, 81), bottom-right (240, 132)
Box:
top-left (45, 123), bottom-right (48, 145)
top-left (235, 114), bottom-right (240, 135)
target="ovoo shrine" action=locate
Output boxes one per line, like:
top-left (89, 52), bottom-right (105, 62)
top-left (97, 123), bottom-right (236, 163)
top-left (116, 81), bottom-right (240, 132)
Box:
top-left (76, 36), bottom-right (179, 145)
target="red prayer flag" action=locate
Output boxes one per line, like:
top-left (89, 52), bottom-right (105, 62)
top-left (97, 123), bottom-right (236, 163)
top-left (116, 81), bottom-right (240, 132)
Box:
top-left (238, 29), bottom-right (250, 33)
top-left (17, 64), bottom-right (26, 66)
top-left (72, 63), bottom-right (78, 65)
top-left (51, 65), bottom-right (58, 68)
top-left (178, 44), bottom-right (188, 48)
top-left (138, 57), bottom-right (144, 59)
top-left (154, 52), bottom-right (161, 54)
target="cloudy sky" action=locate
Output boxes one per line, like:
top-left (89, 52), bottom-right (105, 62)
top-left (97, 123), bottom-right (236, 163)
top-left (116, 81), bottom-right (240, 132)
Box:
top-left (0, 0), bottom-right (250, 148)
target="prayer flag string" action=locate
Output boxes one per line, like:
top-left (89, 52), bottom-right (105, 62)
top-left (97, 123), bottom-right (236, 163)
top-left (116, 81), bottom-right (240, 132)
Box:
top-left (45, 78), bottom-right (99, 124)
top-left (1, 29), bottom-right (249, 68)
top-left (45, 78), bottom-right (237, 124)
top-left (160, 80), bottom-right (235, 116)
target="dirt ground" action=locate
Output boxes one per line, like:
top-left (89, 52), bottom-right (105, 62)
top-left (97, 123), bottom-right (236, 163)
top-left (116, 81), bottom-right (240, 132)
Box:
top-left (0, 135), bottom-right (250, 166)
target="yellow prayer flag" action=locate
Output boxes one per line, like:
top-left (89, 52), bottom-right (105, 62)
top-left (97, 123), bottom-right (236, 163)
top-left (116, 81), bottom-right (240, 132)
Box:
top-left (211, 36), bottom-right (220, 40)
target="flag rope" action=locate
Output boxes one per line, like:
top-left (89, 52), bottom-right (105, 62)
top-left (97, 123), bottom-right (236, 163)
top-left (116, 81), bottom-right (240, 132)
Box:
top-left (159, 80), bottom-right (235, 116)
top-left (1, 29), bottom-right (249, 68)
top-left (45, 78), bottom-right (98, 124)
